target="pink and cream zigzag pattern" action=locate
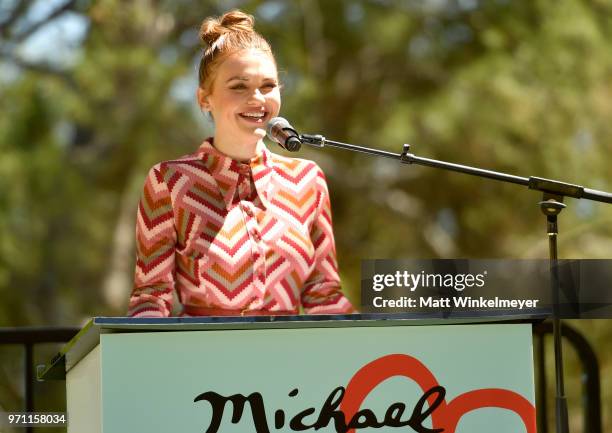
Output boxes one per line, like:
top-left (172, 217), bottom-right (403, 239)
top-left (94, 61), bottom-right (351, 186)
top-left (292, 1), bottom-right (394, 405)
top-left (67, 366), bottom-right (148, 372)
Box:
top-left (128, 140), bottom-right (354, 317)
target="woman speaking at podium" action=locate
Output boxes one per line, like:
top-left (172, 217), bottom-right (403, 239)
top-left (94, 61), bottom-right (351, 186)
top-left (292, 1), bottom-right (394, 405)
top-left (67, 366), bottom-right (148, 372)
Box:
top-left (127, 10), bottom-right (354, 317)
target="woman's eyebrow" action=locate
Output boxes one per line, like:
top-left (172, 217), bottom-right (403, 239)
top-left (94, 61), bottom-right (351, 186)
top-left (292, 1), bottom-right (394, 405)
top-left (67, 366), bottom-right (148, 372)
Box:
top-left (225, 76), bottom-right (249, 83)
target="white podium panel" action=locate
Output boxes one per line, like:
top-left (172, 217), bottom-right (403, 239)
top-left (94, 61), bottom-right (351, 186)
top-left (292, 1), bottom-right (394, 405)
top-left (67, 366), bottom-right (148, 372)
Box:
top-left (41, 315), bottom-right (537, 433)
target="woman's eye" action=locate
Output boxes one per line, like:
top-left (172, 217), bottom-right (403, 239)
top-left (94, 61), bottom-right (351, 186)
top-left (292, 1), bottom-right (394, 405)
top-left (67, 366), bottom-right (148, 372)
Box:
top-left (261, 83), bottom-right (277, 92)
top-left (230, 84), bottom-right (247, 90)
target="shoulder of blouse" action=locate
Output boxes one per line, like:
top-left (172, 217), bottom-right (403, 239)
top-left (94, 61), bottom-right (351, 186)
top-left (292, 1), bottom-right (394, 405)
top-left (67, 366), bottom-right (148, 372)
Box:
top-left (268, 151), bottom-right (323, 174)
top-left (155, 151), bottom-right (203, 168)
top-left (145, 149), bottom-right (209, 180)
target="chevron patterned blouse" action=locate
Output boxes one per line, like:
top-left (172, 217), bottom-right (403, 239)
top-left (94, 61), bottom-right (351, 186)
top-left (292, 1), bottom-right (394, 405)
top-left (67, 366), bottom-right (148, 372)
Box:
top-left (128, 140), bottom-right (354, 317)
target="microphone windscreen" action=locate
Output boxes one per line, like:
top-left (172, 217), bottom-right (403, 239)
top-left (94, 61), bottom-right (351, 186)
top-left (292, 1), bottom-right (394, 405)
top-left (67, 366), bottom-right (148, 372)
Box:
top-left (266, 117), bottom-right (288, 139)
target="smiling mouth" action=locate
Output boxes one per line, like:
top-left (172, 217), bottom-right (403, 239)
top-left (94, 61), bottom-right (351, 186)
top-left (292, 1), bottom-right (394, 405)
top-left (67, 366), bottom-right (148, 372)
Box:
top-left (239, 111), bottom-right (268, 123)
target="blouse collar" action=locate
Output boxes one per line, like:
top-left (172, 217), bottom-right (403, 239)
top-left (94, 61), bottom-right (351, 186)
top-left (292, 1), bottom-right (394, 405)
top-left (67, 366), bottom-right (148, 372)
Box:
top-left (196, 139), bottom-right (273, 210)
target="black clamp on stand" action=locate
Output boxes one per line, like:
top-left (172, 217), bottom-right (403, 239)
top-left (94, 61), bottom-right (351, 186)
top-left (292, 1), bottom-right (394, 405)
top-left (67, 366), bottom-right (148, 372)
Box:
top-left (298, 134), bottom-right (611, 433)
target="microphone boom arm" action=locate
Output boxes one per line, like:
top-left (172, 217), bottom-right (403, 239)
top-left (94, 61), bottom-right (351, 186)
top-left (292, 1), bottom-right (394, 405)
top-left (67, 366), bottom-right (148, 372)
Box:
top-left (298, 134), bottom-right (612, 203)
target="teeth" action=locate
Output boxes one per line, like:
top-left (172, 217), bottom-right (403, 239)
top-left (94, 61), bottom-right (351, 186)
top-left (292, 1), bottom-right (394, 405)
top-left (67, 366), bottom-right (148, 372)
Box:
top-left (241, 112), bottom-right (265, 118)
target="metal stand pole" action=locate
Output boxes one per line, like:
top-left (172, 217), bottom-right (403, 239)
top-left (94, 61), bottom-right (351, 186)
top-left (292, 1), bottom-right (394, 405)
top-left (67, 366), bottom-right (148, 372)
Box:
top-left (540, 196), bottom-right (569, 433)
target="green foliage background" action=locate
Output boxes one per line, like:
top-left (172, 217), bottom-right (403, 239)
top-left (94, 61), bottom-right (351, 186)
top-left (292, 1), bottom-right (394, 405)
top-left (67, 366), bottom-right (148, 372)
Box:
top-left (0, 0), bottom-right (610, 432)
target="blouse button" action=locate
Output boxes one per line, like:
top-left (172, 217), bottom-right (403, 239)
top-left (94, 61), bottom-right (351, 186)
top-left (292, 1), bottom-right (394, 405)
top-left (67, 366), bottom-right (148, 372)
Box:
top-left (252, 232), bottom-right (261, 242)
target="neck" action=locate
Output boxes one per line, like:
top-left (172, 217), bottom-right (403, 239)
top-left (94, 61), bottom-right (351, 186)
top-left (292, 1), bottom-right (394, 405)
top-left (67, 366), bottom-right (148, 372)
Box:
top-left (213, 136), bottom-right (264, 162)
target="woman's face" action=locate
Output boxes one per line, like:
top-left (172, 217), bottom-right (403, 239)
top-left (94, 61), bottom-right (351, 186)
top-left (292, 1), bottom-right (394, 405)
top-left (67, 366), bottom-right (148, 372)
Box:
top-left (199, 49), bottom-right (281, 149)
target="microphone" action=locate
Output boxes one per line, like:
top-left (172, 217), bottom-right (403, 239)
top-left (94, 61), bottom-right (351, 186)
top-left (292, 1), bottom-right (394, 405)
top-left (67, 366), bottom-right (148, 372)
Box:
top-left (266, 117), bottom-right (301, 152)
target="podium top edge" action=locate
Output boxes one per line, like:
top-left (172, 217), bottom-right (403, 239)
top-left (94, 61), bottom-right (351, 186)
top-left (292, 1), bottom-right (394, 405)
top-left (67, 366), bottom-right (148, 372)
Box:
top-left (92, 311), bottom-right (546, 327)
top-left (37, 312), bottom-right (545, 381)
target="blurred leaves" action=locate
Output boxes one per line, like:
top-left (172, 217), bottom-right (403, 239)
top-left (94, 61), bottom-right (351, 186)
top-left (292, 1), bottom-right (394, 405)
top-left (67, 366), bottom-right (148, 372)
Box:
top-left (0, 0), bottom-right (610, 319)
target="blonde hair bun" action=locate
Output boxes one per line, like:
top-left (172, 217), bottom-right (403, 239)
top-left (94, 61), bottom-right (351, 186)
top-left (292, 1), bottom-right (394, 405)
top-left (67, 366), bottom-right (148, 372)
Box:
top-left (197, 9), bottom-right (274, 90)
top-left (199, 10), bottom-right (255, 48)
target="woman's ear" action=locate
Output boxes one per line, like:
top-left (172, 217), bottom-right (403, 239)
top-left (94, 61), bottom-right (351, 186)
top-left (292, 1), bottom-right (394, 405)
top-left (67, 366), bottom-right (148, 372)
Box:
top-left (197, 87), bottom-right (210, 111)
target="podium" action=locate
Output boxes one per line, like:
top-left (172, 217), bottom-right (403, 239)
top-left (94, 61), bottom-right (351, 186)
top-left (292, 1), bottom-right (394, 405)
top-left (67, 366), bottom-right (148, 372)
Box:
top-left (39, 314), bottom-right (539, 433)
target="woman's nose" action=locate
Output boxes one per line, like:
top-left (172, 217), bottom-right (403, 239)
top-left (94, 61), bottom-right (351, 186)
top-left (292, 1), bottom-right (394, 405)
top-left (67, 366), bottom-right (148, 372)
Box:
top-left (248, 89), bottom-right (266, 104)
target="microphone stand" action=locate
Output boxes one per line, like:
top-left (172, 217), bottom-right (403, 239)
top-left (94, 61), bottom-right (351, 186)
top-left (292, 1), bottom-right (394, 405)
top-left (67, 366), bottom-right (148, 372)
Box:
top-left (300, 134), bottom-right (612, 433)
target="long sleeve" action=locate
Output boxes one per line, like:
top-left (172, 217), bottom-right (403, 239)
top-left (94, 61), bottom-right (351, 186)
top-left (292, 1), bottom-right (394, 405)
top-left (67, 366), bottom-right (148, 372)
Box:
top-left (301, 167), bottom-right (355, 314)
top-left (128, 164), bottom-right (177, 317)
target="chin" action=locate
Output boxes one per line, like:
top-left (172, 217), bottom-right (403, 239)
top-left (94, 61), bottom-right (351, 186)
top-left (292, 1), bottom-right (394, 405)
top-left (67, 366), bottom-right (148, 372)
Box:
top-left (253, 128), bottom-right (266, 139)
top-left (235, 129), bottom-right (265, 146)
